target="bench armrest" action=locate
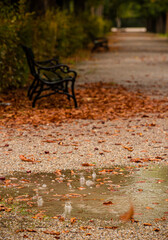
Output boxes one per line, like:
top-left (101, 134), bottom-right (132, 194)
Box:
top-left (37, 64), bottom-right (73, 73)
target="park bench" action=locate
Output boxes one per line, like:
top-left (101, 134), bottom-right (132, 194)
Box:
top-left (91, 37), bottom-right (109, 52)
top-left (22, 45), bottom-right (78, 108)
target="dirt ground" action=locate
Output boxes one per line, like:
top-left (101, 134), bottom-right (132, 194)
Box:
top-left (0, 31), bottom-right (168, 240)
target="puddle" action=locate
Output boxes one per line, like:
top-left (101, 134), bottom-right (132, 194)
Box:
top-left (0, 165), bottom-right (167, 222)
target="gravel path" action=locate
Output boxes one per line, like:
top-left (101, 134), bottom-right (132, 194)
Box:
top-left (0, 32), bottom-right (168, 239)
top-left (76, 32), bottom-right (168, 98)
top-left (0, 116), bottom-right (167, 174)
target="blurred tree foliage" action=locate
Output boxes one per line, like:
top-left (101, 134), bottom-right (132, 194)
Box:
top-left (0, 0), bottom-right (111, 90)
top-left (104, 0), bottom-right (168, 32)
top-left (1, 0), bottom-right (168, 90)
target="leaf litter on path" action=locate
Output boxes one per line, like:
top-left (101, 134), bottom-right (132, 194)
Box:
top-left (0, 83), bottom-right (167, 127)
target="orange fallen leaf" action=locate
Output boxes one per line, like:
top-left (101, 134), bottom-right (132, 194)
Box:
top-left (82, 163), bottom-right (95, 167)
top-left (157, 179), bottom-right (164, 183)
top-left (59, 216), bottom-right (65, 221)
top-left (145, 207), bottom-right (153, 210)
top-left (153, 228), bottom-right (160, 232)
top-left (26, 229), bottom-right (36, 232)
top-left (105, 226), bottom-right (118, 229)
top-left (43, 230), bottom-right (60, 235)
top-left (54, 169), bottom-right (62, 175)
top-left (144, 223), bottom-right (152, 226)
top-left (78, 187), bottom-right (86, 190)
top-left (43, 140), bottom-right (56, 143)
top-left (71, 217), bottom-right (76, 224)
top-left (120, 203), bottom-right (134, 221)
top-left (19, 155), bottom-right (40, 163)
top-left (122, 145), bottom-right (133, 152)
top-left (15, 229), bottom-right (25, 233)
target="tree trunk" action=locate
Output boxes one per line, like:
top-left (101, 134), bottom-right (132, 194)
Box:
top-left (74, 0), bottom-right (85, 15)
top-left (166, 12), bottom-right (168, 33)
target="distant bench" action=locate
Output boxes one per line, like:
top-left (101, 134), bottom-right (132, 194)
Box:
top-left (22, 45), bottom-right (78, 108)
top-left (92, 37), bottom-right (109, 52)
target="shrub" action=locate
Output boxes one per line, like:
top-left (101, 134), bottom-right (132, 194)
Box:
top-left (0, 0), bottom-right (33, 90)
top-left (0, 3), bottom-right (111, 91)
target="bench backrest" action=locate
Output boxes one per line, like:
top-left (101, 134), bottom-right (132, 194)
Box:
top-left (21, 45), bottom-right (37, 77)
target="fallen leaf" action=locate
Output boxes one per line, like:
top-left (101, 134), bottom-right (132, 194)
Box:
top-left (71, 217), bottom-right (76, 224)
top-left (153, 228), bottom-right (160, 232)
top-left (16, 229), bottom-right (25, 233)
top-left (43, 230), bottom-right (60, 235)
top-left (145, 207), bottom-right (153, 210)
top-left (59, 216), bottom-right (65, 221)
top-left (54, 169), bottom-right (62, 175)
top-left (122, 145), bottom-right (133, 152)
top-left (82, 163), bottom-right (95, 167)
top-left (26, 229), bottom-right (36, 232)
top-left (144, 223), bottom-right (152, 226)
top-left (19, 155), bottom-right (40, 163)
top-left (105, 226), bottom-right (118, 229)
top-left (103, 201), bottom-right (113, 205)
top-left (120, 203), bottom-right (134, 221)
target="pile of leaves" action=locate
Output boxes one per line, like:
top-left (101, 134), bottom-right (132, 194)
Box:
top-left (0, 82), bottom-right (167, 127)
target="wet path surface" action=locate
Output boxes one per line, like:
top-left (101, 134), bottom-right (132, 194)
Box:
top-left (0, 165), bottom-right (167, 223)
top-left (77, 32), bottom-right (168, 98)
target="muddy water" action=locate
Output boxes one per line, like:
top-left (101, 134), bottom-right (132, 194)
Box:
top-left (0, 165), bottom-right (167, 222)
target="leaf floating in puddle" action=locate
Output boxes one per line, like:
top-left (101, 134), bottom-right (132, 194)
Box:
top-left (156, 179), bottom-right (164, 183)
top-left (120, 203), bottom-right (134, 221)
top-left (78, 187), bottom-right (86, 190)
top-left (0, 177), bottom-right (5, 181)
top-left (103, 201), bottom-right (113, 205)
top-left (145, 207), bottom-right (153, 210)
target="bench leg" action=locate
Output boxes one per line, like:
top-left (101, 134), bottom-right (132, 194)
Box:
top-left (32, 84), bottom-right (43, 108)
top-left (28, 78), bottom-right (37, 98)
top-left (71, 81), bottom-right (78, 108)
top-left (65, 82), bottom-right (70, 101)
top-left (29, 80), bottom-right (39, 100)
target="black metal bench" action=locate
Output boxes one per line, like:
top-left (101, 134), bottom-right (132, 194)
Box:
top-left (22, 45), bottom-right (78, 108)
top-left (91, 37), bottom-right (109, 52)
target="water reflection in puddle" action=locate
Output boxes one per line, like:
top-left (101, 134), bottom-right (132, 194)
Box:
top-left (0, 165), bottom-right (167, 222)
